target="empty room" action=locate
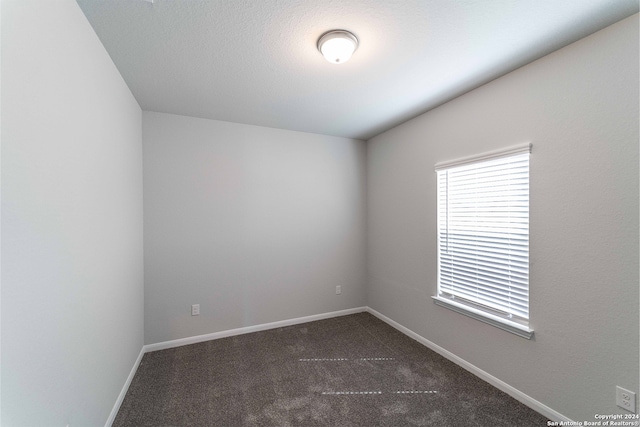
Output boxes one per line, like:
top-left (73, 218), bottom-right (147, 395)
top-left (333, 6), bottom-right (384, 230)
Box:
top-left (2, 0), bottom-right (639, 426)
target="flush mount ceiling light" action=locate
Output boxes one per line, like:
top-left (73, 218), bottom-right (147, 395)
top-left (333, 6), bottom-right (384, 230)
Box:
top-left (317, 30), bottom-right (359, 64)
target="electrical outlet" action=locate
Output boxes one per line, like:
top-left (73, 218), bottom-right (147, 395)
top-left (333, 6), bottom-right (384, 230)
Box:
top-left (191, 304), bottom-right (200, 316)
top-left (335, 285), bottom-right (341, 295)
top-left (616, 386), bottom-right (636, 412)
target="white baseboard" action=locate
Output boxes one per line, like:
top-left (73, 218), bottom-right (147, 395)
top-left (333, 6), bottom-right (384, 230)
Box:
top-left (105, 347), bottom-right (145, 427)
top-left (144, 306), bottom-right (368, 353)
top-left (107, 305), bottom-right (570, 425)
top-left (105, 307), bottom-right (365, 426)
top-left (365, 307), bottom-right (572, 423)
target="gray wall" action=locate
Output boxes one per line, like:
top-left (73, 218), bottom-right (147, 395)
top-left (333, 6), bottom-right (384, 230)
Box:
top-left (1, 1), bottom-right (637, 424)
top-left (143, 112), bottom-right (366, 345)
top-left (367, 14), bottom-right (639, 421)
top-left (1, 0), bottom-right (144, 425)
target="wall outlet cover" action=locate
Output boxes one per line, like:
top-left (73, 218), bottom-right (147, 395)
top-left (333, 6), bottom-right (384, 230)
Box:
top-left (191, 304), bottom-right (200, 316)
top-left (616, 386), bottom-right (636, 413)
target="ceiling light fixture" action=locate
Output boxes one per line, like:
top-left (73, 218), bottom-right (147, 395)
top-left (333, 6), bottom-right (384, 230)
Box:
top-left (317, 30), bottom-right (359, 64)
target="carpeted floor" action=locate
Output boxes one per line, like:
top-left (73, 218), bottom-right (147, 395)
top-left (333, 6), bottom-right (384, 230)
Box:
top-left (113, 312), bottom-right (548, 426)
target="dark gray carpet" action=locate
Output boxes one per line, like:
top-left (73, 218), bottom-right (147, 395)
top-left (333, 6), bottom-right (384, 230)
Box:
top-left (113, 312), bottom-right (548, 426)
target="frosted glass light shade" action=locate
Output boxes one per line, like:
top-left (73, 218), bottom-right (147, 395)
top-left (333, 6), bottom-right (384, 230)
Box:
top-left (317, 30), bottom-right (358, 64)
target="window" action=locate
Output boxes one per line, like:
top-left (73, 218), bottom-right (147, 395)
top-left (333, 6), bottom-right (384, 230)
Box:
top-left (433, 144), bottom-right (533, 339)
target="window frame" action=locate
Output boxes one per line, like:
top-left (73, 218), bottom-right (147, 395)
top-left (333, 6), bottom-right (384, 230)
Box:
top-left (432, 144), bottom-right (534, 339)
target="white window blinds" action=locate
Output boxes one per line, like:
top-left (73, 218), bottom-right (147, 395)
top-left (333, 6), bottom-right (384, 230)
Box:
top-left (434, 144), bottom-right (532, 338)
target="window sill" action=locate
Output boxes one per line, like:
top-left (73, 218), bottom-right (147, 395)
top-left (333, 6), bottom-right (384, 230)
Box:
top-left (432, 296), bottom-right (534, 339)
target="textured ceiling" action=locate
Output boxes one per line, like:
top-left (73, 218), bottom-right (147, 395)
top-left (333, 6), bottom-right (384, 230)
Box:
top-left (77, 0), bottom-right (638, 140)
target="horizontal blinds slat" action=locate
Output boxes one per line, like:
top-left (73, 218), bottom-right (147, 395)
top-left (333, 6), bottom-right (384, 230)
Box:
top-left (439, 285), bottom-right (529, 306)
top-left (439, 283), bottom-right (529, 308)
top-left (440, 271), bottom-right (528, 293)
top-left (447, 177), bottom-right (529, 188)
top-left (445, 232), bottom-right (528, 240)
top-left (441, 266), bottom-right (529, 282)
top-left (439, 276), bottom-right (529, 299)
top-left (448, 171), bottom-right (529, 183)
top-left (440, 233), bottom-right (529, 243)
top-left (437, 150), bottom-right (530, 320)
top-left (441, 251), bottom-right (528, 262)
top-left (440, 271), bottom-right (528, 288)
top-left (442, 259), bottom-right (529, 281)
top-left (439, 285), bottom-right (529, 310)
top-left (440, 246), bottom-right (529, 261)
top-left (439, 289), bottom-right (529, 310)
top-left (441, 249), bottom-right (528, 262)
top-left (446, 226), bottom-right (528, 232)
top-left (439, 275), bottom-right (529, 299)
